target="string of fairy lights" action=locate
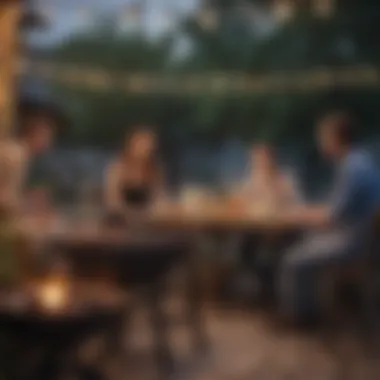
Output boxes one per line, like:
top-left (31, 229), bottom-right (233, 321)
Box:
top-left (22, 60), bottom-right (380, 94)
top-left (24, 1), bottom-right (373, 95)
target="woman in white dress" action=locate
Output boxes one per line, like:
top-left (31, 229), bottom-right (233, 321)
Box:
top-left (240, 144), bottom-right (301, 211)
top-left (236, 144), bottom-right (303, 302)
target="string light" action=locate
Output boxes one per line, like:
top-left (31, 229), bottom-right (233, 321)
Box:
top-left (22, 61), bottom-right (380, 94)
top-left (273, 0), bottom-right (295, 23)
top-left (313, 0), bottom-right (334, 18)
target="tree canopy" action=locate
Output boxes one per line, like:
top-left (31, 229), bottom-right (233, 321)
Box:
top-left (42, 0), bottom-right (380, 149)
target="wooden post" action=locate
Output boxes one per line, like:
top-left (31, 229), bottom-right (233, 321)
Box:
top-left (0, 1), bottom-right (21, 138)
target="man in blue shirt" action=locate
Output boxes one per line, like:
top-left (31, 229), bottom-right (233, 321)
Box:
top-left (278, 111), bottom-right (380, 323)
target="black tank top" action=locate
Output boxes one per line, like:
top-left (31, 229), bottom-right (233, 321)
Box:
top-left (121, 186), bottom-right (152, 209)
top-left (104, 186), bottom-right (153, 227)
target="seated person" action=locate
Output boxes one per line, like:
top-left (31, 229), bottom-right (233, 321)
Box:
top-left (0, 102), bottom-right (60, 282)
top-left (104, 127), bottom-right (164, 222)
top-left (0, 101), bottom-right (59, 216)
top-left (239, 144), bottom-right (302, 209)
top-left (278, 111), bottom-right (380, 324)
top-left (234, 144), bottom-right (303, 300)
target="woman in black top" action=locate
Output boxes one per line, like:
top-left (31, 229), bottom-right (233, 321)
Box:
top-left (105, 127), bottom-right (164, 215)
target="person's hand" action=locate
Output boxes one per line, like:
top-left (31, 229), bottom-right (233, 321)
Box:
top-left (285, 205), bottom-right (329, 228)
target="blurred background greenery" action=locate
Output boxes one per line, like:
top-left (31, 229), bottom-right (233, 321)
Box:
top-left (23, 0), bottom-right (380, 197)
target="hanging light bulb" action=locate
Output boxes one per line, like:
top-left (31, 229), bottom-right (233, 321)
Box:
top-left (313, 0), bottom-right (334, 18)
top-left (273, 0), bottom-right (295, 23)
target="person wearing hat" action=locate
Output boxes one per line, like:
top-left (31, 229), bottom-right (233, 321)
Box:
top-left (278, 111), bottom-right (380, 324)
top-left (0, 100), bottom-right (64, 215)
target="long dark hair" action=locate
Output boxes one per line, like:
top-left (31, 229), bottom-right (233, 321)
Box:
top-left (253, 143), bottom-right (279, 176)
top-left (121, 127), bottom-right (161, 183)
top-left (17, 99), bottom-right (67, 138)
top-left (319, 110), bottom-right (358, 146)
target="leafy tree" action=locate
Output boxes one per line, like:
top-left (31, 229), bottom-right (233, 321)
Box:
top-left (46, 0), bottom-right (380, 150)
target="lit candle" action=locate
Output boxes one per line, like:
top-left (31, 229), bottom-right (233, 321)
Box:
top-left (36, 277), bottom-right (68, 312)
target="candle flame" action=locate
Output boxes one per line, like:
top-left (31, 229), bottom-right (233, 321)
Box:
top-left (36, 276), bottom-right (68, 312)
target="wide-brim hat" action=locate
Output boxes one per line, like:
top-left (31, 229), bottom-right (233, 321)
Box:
top-left (17, 98), bottom-right (68, 135)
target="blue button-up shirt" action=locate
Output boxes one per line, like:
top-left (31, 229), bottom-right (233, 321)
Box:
top-left (330, 149), bottom-right (380, 229)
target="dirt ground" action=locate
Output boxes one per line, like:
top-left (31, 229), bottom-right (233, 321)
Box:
top-left (99, 299), bottom-right (379, 380)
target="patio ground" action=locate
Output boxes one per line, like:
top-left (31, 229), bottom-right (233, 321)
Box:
top-left (99, 299), bottom-right (378, 380)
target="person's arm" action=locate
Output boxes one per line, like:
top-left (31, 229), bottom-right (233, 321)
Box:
top-left (328, 162), bottom-right (361, 224)
top-left (292, 162), bottom-right (360, 228)
top-left (290, 205), bottom-right (330, 227)
top-left (236, 174), bottom-right (261, 201)
top-left (104, 162), bottom-right (124, 212)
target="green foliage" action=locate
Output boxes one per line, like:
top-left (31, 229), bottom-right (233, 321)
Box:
top-left (47, 2), bottom-right (380, 149)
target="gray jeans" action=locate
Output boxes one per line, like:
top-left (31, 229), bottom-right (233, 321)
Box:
top-left (278, 228), bottom-right (363, 321)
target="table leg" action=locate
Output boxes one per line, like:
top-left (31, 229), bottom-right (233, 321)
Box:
top-left (121, 304), bottom-right (133, 357)
top-left (103, 304), bottom-right (132, 359)
top-left (72, 366), bottom-right (105, 380)
top-left (185, 248), bottom-right (208, 353)
top-left (0, 333), bottom-right (33, 380)
top-left (34, 334), bottom-right (106, 380)
top-left (33, 345), bottom-right (66, 380)
top-left (146, 280), bottom-right (174, 377)
top-left (65, 333), bottom-right (108, 380)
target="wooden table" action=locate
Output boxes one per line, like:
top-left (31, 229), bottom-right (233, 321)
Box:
top-left (17, 207), bottom-right (304, 376)
top-left (146, 203), bottom-right (304, 232)
top-left (18, 202), bottom-right (304, 237)
top-left (145, 204), bottom-right (306, 307)
top-left (36, 222), bottom-right (207, 377)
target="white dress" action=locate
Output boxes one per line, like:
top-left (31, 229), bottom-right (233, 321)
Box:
top-left (240, 170), bottom-right (303, 211)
